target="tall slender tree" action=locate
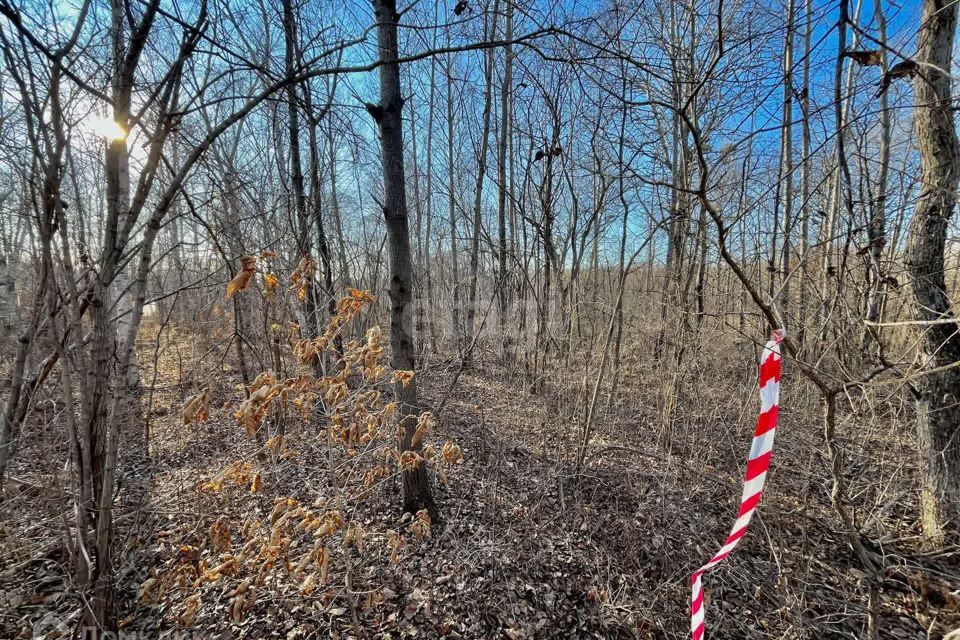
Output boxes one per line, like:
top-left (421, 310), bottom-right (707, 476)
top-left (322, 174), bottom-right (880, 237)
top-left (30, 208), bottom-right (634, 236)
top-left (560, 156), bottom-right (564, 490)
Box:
top-left (906, 0), bottom-right (960, 542)
top-left (497, 0), bottom-right (514, 361)
top-left (466, 0), bottom-right (499, 344)
top-left (864, 0), bottom-right (891, 327)
top-left (777, 0), bottom-right (795, 311)
top-left (368, 0), bottom-right (439, 520)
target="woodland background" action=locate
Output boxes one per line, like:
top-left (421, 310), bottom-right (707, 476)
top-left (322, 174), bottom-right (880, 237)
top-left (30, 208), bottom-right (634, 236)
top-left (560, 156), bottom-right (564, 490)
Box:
top-left (0, 0), bottom-right (959, 638)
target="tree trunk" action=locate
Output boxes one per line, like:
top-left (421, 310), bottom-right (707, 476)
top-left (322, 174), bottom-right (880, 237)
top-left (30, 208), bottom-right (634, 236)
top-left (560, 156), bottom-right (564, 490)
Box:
top-left (778, 0), bottom-right (795, 312)
top-left (304, 82), bottom-right (336, 355)
top-left (694, 207), bottom-right (708, 329)
top-left (0, 252), bottom-right (17, 343)
top-left (537, 132), bottom-right (558, 374)
top-left (445, 46), bottom-right (462, 353)
top-left (88, 276), bottom-right (119, 635)
top-left (818, 0), bottom-right (862, 338)
top-left (424, 44), bottom-right (439, 354)
top-left (797, 0), bottom-right (812, 343)
top-left (369, 0), bottom-right (439, 522)
top-left (0, 238), bottom-right (51, 492)
top-left (465, 1), bottom-right (499, 344)
top-left (88, 1), bottom-right (134, 628)
top-left (608, 73), bottom-right (629, 406)
top-left (222, 171), bottom-right (254, 394)
top-left (328, 128), bottom-right (352, 289)
top-left (864, 0), bottom-right (890, 327)
top-left (658, 0), bottom-right (693, 356)
top-left (109, 0), bottom-right (137, 390)
top-left (410, 88), bottom-right (427, 360)
top-left (906, 0), bottom-right (960, 543)
top-left (284, 0), bottom-right (320, 344)
top-left (496, 0), bottom-right (513, 361)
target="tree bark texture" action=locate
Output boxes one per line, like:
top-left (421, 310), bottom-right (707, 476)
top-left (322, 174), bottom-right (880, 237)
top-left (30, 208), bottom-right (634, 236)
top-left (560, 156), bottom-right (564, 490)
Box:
top-left (907, 0), bottom-right (960, 542)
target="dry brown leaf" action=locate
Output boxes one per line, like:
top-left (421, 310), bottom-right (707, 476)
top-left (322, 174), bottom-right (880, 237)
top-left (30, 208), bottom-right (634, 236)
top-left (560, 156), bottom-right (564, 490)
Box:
top-left (398, 451), bottom-right (423, 472)
top-left (393, 370), bottom-right (415, 388)
top-left (300, 572), bottom-right (317, 595)
top-left (229, 577), bottom-right (252, 598)
top-left (250, 472), bottom-right (263, 494)
top-left (180, 389), bottom-right (210, 425)
top-left (410, 510), bottom-right (431, 541)
top-left (204, 555), bottom-right (238, 581)
top-left (410, 412), bottom-right (433, 449)
top-left (387, 531), bottom-right (404, 564)
top-left (343, 522), bottom-right (365, 553)
top-left (314, 511), bottom-right (344, 538)
top-left (139, 577), bottom-right (159, 604)
top-left (290, 256), bottom-right (316, 284)
top-left (179, 594), bottom-right (200, 628)
top-left (209, 516), bottom-right (232, 553)
top-left (442, 441), bottom-right (464, 465)
top-left (318, 547), bottom-right (330, 584)
top-left (226, 256), bottom-right (257, 298)
top-left (263, 272), bottom-right (279, 294)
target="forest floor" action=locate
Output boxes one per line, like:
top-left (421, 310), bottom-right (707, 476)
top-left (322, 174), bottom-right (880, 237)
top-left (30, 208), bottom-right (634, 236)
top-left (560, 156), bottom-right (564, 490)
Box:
top-left (2, 322), bottom-right (959, 639)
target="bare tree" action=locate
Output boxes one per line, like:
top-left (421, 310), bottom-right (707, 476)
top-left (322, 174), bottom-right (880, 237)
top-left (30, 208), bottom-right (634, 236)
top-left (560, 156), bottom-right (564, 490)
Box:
top-left (466, 0), bottom-right (499, 345)
top-left (864, 0), bottom-right (891, 327)
top-left (906, 0), bottom-right (960, 542)
top-left (368, 0), bottom-right (438, 520)
top-left (497, 0), bottom-right (514, 361)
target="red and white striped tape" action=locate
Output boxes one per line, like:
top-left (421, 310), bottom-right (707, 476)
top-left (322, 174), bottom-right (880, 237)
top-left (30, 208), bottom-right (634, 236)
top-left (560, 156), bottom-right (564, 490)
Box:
top-left (690, 330), bottom-right (785, 640)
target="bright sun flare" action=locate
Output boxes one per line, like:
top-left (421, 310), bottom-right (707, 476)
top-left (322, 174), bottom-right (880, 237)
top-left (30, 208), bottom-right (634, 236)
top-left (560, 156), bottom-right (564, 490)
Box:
top-left (86, 116), bottom-right (127, 140)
